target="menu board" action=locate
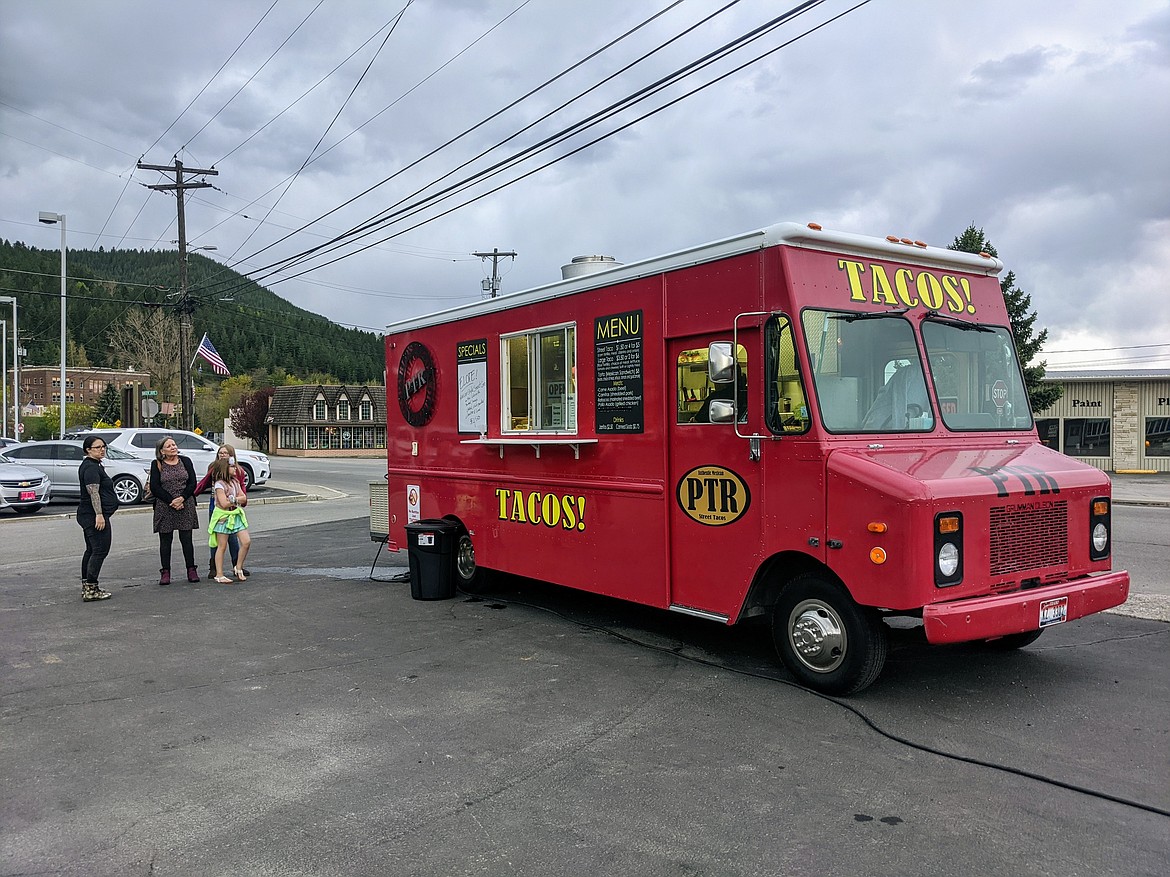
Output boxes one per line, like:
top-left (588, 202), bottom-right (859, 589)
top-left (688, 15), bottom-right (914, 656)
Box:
top-left (594, 309), bottom-right (644, 433)
top-left (457, 338), bottom-right (488, 434)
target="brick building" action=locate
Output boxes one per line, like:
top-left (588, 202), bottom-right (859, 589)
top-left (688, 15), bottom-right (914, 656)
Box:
top-left (9, 365), bottom-right (151, 412)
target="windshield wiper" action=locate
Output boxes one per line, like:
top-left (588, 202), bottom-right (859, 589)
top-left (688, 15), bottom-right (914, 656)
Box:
top-left (829, 308), bottom-right (910, 323)
top-left (922, 311), bottom-right (995, 333)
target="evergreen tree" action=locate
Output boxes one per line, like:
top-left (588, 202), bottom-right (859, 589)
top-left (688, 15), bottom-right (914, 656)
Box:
top-left (948, 225), bottom-right (1063, 412)
top-left (94, 382), bottom-right (121, 426)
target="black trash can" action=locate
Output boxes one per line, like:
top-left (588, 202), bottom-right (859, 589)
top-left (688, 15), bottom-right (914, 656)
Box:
top-left (405, 519), bottom-right (459, 600)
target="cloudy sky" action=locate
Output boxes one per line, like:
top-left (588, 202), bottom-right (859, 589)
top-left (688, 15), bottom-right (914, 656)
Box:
top-left (2, 0), bottom-right (1168, 369)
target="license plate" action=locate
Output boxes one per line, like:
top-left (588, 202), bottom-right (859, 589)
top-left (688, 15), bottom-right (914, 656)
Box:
top-left (417, 533), bottom-right (434, 546)
top-left (1039, 596), bottom-right (1068, 627)
top-left (19, 490), bottom-right (35, 501)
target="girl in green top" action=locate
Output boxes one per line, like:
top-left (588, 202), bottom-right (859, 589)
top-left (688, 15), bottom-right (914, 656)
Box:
top-left (207, 458), bottom-right (251, 583)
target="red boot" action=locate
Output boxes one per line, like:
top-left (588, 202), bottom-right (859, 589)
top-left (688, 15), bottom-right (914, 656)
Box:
top-left (158, 568), bottom-right (171, 586)
top-left (186, 566), bottom-right (200, 583)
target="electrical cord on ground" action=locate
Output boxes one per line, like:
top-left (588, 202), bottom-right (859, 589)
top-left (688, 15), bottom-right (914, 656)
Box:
top-left (366, 538), bottom-right (410, 583)
top-left (454, 582), bottom-right (1170, 821)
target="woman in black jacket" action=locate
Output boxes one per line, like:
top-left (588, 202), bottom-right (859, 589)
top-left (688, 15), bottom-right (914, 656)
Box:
top-left (77, 434), bottom-right (119, 601)
top-left (148, 436), bottom-right (199, 585)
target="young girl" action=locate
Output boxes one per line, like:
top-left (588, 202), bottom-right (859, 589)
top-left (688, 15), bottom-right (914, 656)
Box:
top-left (207, 458), bottom-right (251, 583)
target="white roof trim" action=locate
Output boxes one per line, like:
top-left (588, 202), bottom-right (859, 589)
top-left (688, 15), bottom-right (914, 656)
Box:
top-left (385, 221), bottom-right (1005, 334)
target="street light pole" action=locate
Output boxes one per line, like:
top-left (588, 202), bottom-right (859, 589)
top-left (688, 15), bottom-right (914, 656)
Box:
top-left (39, 211), bottom-right (67, 438)
top-left (1, 318), bottom-right (7, 438)
top-left (0, 295), bottom-right (18, 438)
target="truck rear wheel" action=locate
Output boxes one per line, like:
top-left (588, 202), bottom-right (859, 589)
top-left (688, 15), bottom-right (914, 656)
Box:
top-left (772, 574), bottom-right (887, 695)
top-left (452, 527), bottom-right (493, 593)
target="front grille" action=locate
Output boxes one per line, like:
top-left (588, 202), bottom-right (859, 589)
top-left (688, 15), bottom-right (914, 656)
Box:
top-left (1, 477), bottom-right (44, 488)
top-left (989, 501), bottom-right (1067, 576)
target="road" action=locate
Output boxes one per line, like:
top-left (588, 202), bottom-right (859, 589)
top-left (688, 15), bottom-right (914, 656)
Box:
top-left (3, 456), bottom-right (1165, 612)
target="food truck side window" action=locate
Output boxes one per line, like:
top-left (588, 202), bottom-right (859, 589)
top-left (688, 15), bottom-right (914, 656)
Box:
top-left (764, 315), bottom-right (810, 434)
top-left (678, 344), bottom-right (747, 424)
top-left (502, 324), bottom-right (576, 433)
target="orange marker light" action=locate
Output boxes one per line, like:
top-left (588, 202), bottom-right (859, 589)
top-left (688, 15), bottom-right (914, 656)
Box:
top-left (1093, 500), bottom-right (1109, 516)
top-left (938, 516), bottom-right (960, 534)
top-left (870, 547), bottom-right (887, 564)
top-left (867, 522), bottom-right (888, 533)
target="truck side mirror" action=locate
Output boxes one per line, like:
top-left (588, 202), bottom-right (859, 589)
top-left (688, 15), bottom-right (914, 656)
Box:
top-left (708, 341), bottom-right (735, 383)
top-left (709, 399), bottom-right (737, 423)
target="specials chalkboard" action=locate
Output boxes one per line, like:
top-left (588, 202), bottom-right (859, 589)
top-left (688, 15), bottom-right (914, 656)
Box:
top-left (594, 309), bottom-right (644, 433)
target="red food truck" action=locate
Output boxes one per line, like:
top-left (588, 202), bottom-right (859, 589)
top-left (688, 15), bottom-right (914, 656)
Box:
top-left (383, 221), bottom-right (1129, 693)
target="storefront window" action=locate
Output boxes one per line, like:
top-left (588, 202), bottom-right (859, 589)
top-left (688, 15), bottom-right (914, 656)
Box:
top-left (1145, 417), bottom-right (1170, 457)
top-left (1036, 419), bottom-right (1060, 451)
top-left (1063, 418), bottom-right (1110, 456)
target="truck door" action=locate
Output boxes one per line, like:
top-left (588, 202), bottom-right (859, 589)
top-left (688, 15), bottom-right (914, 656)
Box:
top-left (667, 335), bottom-right (765, 619)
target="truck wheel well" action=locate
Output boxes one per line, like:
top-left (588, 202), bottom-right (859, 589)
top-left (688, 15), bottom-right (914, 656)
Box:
top-left (737, 552), bottom-right (842, 622)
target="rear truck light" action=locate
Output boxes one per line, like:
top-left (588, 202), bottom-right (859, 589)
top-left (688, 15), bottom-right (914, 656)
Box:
top-left (1089, 496), bottom-right (1111, 561)
top-left (935, 511), bottom-right (963, 587)
top-left (870, 547), bottom-right (887, 564)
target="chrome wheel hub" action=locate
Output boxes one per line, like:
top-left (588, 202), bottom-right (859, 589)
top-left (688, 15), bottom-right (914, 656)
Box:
top-left (789, 599), bottom-right (847, 673)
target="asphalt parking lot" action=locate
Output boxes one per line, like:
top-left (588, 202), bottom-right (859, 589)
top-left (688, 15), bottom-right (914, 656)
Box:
top-left (2, 512), bottom-right (1168, 876)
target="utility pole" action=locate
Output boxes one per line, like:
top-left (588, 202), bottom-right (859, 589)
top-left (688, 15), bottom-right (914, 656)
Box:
top-left (472, 248), bottom-right (516, 298)
top-left (138, 158), bottom-right (218, 431)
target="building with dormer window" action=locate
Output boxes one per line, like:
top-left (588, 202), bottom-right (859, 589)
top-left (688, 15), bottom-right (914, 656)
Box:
top-left (264, 384), bottom-right (386, 457)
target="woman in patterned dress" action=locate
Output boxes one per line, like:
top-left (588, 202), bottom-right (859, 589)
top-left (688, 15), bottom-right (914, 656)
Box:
top-left (148, 436), bottom-right (199, 585)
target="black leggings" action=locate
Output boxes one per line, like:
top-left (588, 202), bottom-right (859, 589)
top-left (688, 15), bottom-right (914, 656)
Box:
top-left (159, 530), bottom-right (196, 570)
top-left (81, 521), bottom-right (113, 584)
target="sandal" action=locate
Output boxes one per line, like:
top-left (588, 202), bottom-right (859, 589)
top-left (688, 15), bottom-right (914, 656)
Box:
top-left (233, 568), bottom-right (248, 581)
top-left (214, 575), bottom-right (234, 584)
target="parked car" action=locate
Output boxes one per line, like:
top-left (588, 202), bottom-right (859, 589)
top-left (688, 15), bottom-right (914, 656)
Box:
top-left (0, 456), bottom-right (52, 515)
top-left (63, 428), bottom-right (271, 490)
top-left (0, 437), bottom-right (22, 449)
top-left (0, 440), bottom-right (151, 505)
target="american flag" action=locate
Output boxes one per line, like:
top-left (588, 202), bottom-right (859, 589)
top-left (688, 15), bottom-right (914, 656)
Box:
top-left (194, 333), bottom-right (231, 376)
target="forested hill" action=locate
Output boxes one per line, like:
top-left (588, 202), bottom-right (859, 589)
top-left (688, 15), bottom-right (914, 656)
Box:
top-left (0, 240), bottom-right (384, 383)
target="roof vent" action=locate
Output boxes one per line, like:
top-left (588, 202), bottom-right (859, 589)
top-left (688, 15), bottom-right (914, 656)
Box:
top-left (561, 254), bottom-right (621, 280)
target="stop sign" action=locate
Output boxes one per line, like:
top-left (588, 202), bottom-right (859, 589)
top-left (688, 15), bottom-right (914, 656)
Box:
top-left (991, 380), bottom-right (1009, 408)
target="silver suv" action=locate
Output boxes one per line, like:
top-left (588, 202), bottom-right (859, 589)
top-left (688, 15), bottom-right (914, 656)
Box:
top-left (66, 428), bottom-right (271, 490)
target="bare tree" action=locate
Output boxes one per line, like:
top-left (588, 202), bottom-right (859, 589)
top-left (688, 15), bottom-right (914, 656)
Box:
top-left (106, 308), bottom-right (187, 407)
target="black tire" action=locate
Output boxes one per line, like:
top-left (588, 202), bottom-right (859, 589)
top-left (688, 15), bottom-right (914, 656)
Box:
top-left (238, 464), bottom-right (253, 492)
top-left (452, 527), bottom-right (492, 593)
top-left (112, 475), bottom-right (142, 506)
top-left (982, 629), bottom-right (1044, 650)
top-left (772, 573), bottom-right (888, 695)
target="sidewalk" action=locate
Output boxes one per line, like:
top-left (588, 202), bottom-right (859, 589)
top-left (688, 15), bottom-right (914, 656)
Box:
top-left (1110, 471), bottom-right (1170, 507)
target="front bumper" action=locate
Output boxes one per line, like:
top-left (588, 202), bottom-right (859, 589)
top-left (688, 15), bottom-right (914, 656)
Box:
top-left (922, 571), bottom-right (1130, 644)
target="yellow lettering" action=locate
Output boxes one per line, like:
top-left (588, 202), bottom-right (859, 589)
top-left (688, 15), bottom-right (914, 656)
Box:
top-left (942, 275), bottom-right (965, 314)
top-left (511, 490), bottom-right (528, 523)
top-left (541, 493), bottom-right (561, 528)
top-left (869, 265), bottom-right (898, 306)
top-left (527, 491), bottom-right (542, 525)
top-left (496, 488), bottom-right (510, 519)
top-left (838, 259), bottom-right (868, 302)
top-left (959, 277), bottom-right (976, 314)
top-left (561, 494), bottom-right (577, 529)
top-left (916, 272), bottom-right (944, 310)
top-left (894, 268), bottom-right (918, 307)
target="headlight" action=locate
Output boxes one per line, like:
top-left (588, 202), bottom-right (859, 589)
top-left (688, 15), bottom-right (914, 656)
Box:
top-left (938, 542), bottom-right (959, 577)
top-left (934, 511), bottom-right (963, 587)
top-left (1089, 497), bottom-right (1110, 561)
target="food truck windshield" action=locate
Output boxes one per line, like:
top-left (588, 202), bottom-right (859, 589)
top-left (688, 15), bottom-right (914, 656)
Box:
top-left (800, 308), bottom-right (1033, 434)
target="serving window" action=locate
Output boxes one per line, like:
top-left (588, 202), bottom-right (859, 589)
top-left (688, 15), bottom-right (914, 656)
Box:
top-left (502, 324), bottom-right (576, 433)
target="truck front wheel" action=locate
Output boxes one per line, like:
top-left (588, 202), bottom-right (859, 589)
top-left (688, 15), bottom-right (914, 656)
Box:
top-left (772, 574), bottom-right (888, 695)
